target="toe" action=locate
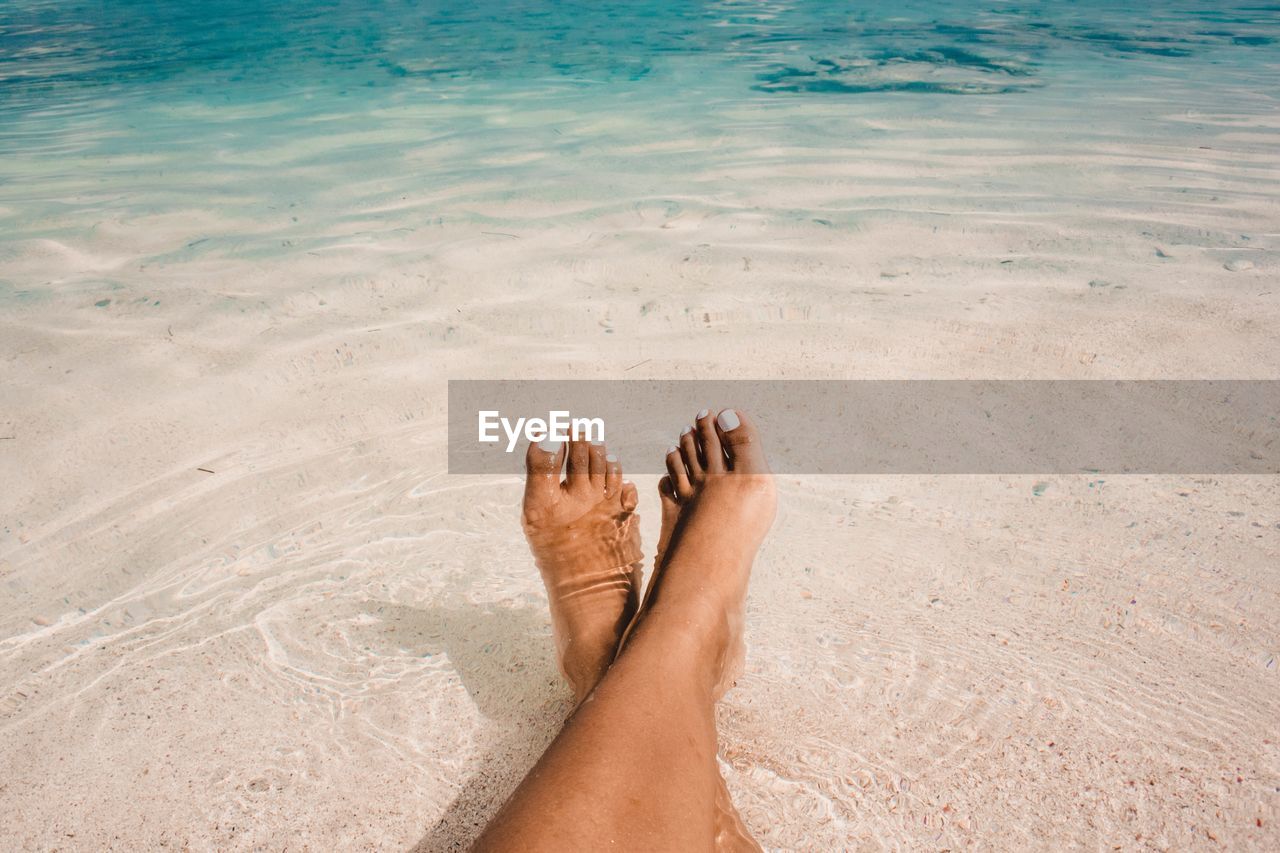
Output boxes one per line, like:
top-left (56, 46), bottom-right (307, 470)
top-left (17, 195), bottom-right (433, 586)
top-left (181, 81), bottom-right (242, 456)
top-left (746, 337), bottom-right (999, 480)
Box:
top-left (679, 425), bottom-right (704, 483)
top-left (666, 445), bottom-right (694, 500)
top-left (620, 480), bottom-right (639, 513)
top-left (604, 452), bottom-right (622, 497)
top-left (588, 441), bottom-right (608, 491)
top-left (566, 439), bottom-right (591, 490)
top-left (658, 474), bottom-right (679, 507)
top-left (715, 408), bottom-right (769, 473)
top-left (655, 475), bottom-right (681, 559)
top-left (523, 439), bottom-right (563, 518)
top-left (696, 408), bottom-right (726, 474)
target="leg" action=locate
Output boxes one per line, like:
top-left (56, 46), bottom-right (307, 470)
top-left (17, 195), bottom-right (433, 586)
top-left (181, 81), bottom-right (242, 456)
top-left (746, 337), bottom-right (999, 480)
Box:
top-left (475, 595), bottom-right (725, 851)
top-left (477, 410), bottom-right (775, 851)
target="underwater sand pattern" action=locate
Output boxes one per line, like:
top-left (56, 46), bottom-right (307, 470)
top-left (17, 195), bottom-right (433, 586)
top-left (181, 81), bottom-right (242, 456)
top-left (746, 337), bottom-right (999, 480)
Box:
top-left (2, 0), bottom-right (1279, 848)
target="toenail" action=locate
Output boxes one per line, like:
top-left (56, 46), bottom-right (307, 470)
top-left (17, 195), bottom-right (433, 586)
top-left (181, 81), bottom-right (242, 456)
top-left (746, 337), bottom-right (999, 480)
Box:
top-left (667, 445), bottom-right (679, 455)
top-left (539, 439), bottom-right (561, 452)
top-left (697, 408), bottom-right (709, 419)
top-left (606, 454), bottom-right (618, 463)
top-left (680, 426), bottom-right (692, 436)
top-left (717, 409), bottom-right (741, 431)
top-left (590, 439), bottom-right (604, 447)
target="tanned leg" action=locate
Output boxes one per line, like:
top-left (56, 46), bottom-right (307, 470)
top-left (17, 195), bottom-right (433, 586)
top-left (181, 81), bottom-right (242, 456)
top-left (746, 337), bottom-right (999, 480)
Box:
top-left (476, 410), bottom-right (775, 852)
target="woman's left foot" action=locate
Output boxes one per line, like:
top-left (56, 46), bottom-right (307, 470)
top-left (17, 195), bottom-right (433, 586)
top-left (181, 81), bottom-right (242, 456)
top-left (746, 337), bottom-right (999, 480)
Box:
top-left (523, 438), bottom-right (643, 701)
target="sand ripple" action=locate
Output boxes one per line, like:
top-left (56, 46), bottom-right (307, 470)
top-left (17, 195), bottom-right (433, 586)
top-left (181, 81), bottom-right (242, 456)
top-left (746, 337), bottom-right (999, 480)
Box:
top-left (2, 0), bottom-right (1279, 848)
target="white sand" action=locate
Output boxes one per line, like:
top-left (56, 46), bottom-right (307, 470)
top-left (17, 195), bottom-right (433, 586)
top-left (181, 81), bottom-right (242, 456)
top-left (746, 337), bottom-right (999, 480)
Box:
top-left (2, 60), bottom-right (1279, 849)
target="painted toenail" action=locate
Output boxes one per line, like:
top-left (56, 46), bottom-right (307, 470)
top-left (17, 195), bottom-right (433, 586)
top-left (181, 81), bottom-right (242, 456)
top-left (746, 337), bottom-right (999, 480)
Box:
top-left (590, 439), bottom-right (605, 446)
top-left (606, 454), bottom-right (618, 463)
top-left (681, 426), bottom-right (692, 436)
top-left (539, 439), bottom-right (561, 452)
top-left (667, 445), bottom-right (679, 455)
top-left (697, 408), bottom-right (709, 419)
top-left (717, 409), bottom-right (741, 431)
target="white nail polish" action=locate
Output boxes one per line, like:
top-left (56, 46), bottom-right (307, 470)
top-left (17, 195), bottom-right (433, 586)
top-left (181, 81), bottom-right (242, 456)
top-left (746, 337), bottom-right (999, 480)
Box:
top-left (697, 408), bottom-right (709, 420)
top-left (680, 426), bottom-right (692, 436)
top-left (590, 439), bottom-right (605, 447)
top-left (667, 445), bottom-right (679, 454)
top-left (717, 409), bottom-right (741, 431)
top-left (539, 439), bottom-right (560, 452)
top-left (606, 454), bottom-right (618, 463)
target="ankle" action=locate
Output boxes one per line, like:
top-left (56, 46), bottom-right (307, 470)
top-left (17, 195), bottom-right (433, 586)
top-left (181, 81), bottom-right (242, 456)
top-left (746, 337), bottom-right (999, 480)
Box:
top-left (558, 625), bottom-right (622, 696)
top-left (625, 597), bottom-right (733, 690)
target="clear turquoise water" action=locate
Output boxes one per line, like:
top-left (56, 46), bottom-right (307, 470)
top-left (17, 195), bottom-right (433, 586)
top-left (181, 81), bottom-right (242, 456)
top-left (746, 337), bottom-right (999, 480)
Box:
top-left (3, 0), bottom-right (1278, 108)
top-left (3, 4), bottom-right (1280, 849)
top-left (3, 1), bottom-right (1278, 150)
top-left (2, 0), bottom-right (1277, 294)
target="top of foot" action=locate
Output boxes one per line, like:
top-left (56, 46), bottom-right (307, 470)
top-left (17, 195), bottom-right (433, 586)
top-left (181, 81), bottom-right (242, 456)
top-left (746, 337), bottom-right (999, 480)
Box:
top-left (523, 438), bottom-right (642, 701)
top-left (634, 408), bottom-right (776, 699)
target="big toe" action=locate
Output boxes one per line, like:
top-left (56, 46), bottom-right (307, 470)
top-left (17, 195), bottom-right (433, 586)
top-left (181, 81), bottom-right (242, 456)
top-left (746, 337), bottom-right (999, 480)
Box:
top-left (523, 439), bottom-right (563, 517)
top-left (714, 409), bottom-right (769, 474)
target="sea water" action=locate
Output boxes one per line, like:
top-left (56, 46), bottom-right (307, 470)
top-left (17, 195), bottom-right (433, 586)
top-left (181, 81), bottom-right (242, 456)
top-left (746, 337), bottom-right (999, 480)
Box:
top-left (3, 0), bottom-right (1277, 274)
top-left (2, 1), bottom-right (1279, 849)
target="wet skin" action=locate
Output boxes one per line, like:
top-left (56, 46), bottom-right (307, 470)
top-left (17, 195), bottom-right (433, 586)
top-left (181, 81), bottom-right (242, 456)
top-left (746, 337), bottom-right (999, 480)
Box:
top-left (477, 409), bottom-right (775, 852)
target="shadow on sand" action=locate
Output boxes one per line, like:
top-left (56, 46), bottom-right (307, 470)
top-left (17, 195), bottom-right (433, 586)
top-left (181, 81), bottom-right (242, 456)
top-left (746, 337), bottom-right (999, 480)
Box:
top-left (397, 602), bottom-right (570, 852)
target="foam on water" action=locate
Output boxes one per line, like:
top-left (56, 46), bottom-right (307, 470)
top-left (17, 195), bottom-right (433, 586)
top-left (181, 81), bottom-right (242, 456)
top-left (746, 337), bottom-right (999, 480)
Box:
top-left (2, 0), bottom-right (1279, 848)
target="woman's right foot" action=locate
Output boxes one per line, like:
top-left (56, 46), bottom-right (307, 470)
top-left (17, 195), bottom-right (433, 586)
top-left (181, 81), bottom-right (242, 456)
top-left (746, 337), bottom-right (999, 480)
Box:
top-left (633, 407), bottom-right (776, 700)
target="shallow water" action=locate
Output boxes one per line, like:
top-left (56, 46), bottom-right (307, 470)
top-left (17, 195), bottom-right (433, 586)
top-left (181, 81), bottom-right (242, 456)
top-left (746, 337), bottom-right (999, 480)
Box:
top-left (2, 0), bottom-right (1279, 849)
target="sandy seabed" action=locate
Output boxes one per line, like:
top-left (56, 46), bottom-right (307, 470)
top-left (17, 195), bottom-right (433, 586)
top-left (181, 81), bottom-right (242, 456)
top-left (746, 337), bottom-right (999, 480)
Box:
top-left (2, 32), bottom-right (1279, 852)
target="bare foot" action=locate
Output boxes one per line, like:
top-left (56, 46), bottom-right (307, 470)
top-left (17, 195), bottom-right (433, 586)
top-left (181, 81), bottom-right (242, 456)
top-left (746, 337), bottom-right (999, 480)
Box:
top-left (523, 438), bottom-right (643, 702)
top-left (637, 407), bottom-right (775, 698)
top-left (620, 408), bottom-right (774, 852)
